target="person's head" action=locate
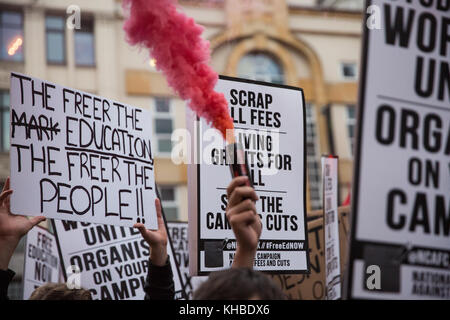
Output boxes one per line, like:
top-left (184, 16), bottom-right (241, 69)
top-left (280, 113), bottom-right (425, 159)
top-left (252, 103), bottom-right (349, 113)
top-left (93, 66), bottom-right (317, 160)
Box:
top-left (193, 268), bottom-right (286, 300)
top-left (29, 283), bottom-right (92, 300)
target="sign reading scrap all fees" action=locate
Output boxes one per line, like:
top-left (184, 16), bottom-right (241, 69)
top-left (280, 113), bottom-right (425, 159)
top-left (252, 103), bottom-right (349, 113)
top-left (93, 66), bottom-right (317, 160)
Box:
top-left (9, 73), bottom-right (157, 229)
top-left (346, 1), bottom-right (450, 299)
top-left (23, 226), bottom-right (60, 299)
top-left (189, 76), bottom-right (309, 274)
top-left (53, 220), bottom-right (186, 300)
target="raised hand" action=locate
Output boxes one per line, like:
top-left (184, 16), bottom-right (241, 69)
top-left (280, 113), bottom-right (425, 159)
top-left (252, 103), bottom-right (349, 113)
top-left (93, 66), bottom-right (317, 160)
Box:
top-left (134, 198), bottom-right (168, 266)
top-left (226, 176), bottom-right (262, 268)
top-left (0, 177), bottom-right (46, 270)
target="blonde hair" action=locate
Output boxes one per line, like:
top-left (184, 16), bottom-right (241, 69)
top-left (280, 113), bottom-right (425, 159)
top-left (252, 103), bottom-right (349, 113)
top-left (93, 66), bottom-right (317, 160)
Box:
top-left (29, 283), bottom-right (92, 300)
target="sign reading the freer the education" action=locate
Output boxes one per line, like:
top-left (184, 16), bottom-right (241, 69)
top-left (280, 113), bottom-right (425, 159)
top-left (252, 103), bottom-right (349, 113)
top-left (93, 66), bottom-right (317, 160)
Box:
top-left (346, 1), bottom-right (450, 299)
top-left (9, 73), bottom-right (157, 229)
top-left (188, 76), bottom-right (309, 275)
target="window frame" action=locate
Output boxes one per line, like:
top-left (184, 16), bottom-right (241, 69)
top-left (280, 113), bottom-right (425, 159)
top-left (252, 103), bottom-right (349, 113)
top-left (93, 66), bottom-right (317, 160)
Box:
top-left (237, 51), bottom-right (285, 85)
top-left (45, 13), bottom-right (67, 65)
top-left (158, 185), bottom-right (179, 221)
top-left (0, 7), bottom-right (24, 63)
top-left (153, 97), bottom-right (174, 157)
top-left (305, 103), bottom-right (322, 210)
top-left (346, 104), bottom-right (356, 157)
top-left (0, 90), bottom-right (10, 152)
top-left (340, 61), bottom-right (358, 81)
top-left (74, 15), bottom-right (96, 68)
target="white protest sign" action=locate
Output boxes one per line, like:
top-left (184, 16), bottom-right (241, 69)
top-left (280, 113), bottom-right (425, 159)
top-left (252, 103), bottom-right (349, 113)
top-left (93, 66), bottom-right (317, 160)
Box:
top-left (346, 1), bottom-right (450, 299)
top-left (188, 76), bottom-right (309, 275)
top-left (9, 73), bottom-right (157, 229)
top-left (23, 226), bottom-right (60, 299)
top-left (53, 219), bottom-right (186, 300)
top-left (167, 222), bottom-right (207, 299)
top-left (321, 156), bottom-right (341, 300)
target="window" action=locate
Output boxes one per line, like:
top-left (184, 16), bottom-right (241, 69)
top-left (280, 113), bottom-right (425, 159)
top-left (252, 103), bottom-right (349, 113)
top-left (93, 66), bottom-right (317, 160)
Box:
top-left (237, 52), bottom-right (284, 85)
top-left (0, 91), bottom-right (9, 152)
top-left (159, 185), bottom-right (179, 221)
top-left (0, 9), bottom-right (23, 62)
top-left (74, 17), bottom-right (95, 66)
top-left (154, 98), bottom-right (173, 155)
top-left (347, 105), bottom-right (356, 156)
top-left (45, 15), bottom-right (65, 64)
top-left (340, 62), bottom-right (357, 80)
top-left (316, 0), bottom-right (364, 10)
top-left (305, 104), bottom-right (322, 210)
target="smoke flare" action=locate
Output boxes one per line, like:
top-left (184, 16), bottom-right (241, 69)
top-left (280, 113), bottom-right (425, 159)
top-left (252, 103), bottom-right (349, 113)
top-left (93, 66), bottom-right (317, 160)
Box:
top-left (123, 0), bottom-right (234, 140)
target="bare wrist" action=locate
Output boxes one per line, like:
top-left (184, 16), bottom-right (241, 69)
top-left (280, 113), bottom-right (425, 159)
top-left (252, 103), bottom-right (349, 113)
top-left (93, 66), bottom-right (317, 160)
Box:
top-left (232, 245), bottom-right (256, 269)
top-left (0, 238), bottom-right (19, 270)
top-left (150, 244), bottom-right (168, 267)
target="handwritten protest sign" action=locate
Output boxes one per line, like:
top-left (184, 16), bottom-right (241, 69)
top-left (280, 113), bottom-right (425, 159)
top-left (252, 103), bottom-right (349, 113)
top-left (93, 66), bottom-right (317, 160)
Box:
top-left (23, 226), bottom-right (60, 299)
top-left (271, 207), bottom-right (349, 300)
top-left (346, 1), bottom-right (450, 299)
top-left (188, 76), bottom-right (309, 275)
top-left (53, 219), bottom-right (186, 300)
top-left (9, 73), bottom-right (157, 229)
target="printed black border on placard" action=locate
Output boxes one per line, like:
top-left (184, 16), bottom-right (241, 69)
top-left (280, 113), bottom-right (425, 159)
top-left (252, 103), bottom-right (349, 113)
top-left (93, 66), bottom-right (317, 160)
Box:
top-left (156, 186), bottom-right (188, 300)
top-left (343, 0), bottom-right (371, 300)
top-left (196, 75), bottom-right (310, 275)
top-left (165, 220), bottom-right (192, 297)
top-left (51, 219), bottom-right (68, 281)
top-left (52, 186), bottom-right (188, 300)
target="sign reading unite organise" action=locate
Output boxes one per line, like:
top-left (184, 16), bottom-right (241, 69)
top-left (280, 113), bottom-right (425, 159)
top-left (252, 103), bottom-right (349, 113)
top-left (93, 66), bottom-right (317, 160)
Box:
top-left (53, 219), bottom-right (186, 300)
top-left (188, 76), bottom-right (309, 275)
top-left (9, 73), bottom-right (157, 229)
top-left (346, 1), bottom-right (450, 299)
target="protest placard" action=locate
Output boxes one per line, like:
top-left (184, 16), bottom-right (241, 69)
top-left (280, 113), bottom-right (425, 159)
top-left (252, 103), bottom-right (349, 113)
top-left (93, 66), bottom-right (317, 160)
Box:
top-left (23, 226), bottom-right (60, 299)
top-left (321, 156), bottom-right (341, 300)
top-left (271, 207), bottom-right (350, 300)
top-left (188, 76), bottom-right (309, 275)
top-left (346, 1), bottom-right (450, 299)
top-left (9, 73), bottom-right (157, 229)
top-left (167, 222), bottom-right (207, 299)
top-left (53, 217), bottom-right (186, 300)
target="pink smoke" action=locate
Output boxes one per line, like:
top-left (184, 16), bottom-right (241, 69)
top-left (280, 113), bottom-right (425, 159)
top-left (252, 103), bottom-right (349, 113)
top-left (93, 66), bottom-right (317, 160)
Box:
top-left (122, 0), bottom-right (234, 140)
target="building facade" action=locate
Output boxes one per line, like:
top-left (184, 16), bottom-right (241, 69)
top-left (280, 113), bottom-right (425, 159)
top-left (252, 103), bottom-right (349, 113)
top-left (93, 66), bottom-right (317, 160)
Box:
top-left (0, 0), bottom-right (363, 298)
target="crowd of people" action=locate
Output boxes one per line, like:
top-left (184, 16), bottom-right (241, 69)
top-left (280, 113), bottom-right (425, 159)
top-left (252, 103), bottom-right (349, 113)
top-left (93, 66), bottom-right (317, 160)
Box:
top-left (0, 175), bottom-right (286, 300)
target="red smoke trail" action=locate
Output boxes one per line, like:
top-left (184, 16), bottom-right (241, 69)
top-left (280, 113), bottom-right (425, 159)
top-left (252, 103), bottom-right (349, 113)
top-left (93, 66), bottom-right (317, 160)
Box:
top-left (122, 0), bottom-right (234, 141)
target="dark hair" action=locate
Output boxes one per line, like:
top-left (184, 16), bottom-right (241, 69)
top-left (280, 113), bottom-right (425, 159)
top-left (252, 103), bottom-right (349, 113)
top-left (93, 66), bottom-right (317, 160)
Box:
top-left (29, 283), bottom-right (92, 300)
top-left (193, 268), bottom-right (286, 300)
